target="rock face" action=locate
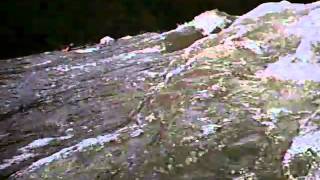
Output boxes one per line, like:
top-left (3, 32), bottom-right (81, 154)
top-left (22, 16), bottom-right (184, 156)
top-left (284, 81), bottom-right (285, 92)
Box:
top-left (1, 1), bottom-right (320, 179)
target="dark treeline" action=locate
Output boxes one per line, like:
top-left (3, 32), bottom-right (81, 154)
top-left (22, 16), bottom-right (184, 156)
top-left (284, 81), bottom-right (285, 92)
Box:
top-left (0, 0), bottom-right (315, 59)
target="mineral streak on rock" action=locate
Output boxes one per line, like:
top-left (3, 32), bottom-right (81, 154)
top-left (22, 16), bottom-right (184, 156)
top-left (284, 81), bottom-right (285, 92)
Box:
top-left (1, 1), bottom-right (320, 179)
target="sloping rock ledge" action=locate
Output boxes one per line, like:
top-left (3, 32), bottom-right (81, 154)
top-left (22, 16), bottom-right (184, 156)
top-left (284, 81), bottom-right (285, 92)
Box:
top-left (1, 1), bottom-right (320, 179)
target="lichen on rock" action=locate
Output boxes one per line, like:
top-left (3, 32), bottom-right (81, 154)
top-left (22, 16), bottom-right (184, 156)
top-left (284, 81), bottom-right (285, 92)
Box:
top-left (2, 1), bottom-right (320, 179)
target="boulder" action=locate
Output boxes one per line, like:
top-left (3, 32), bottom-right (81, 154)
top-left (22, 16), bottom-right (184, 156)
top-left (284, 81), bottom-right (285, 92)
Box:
top-left (1, 1), bottom-right (320, 179)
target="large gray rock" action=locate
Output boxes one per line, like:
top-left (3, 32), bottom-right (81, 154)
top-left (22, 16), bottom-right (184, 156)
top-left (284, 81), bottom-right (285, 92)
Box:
top-left (1, 1), bottom-right (320, 179)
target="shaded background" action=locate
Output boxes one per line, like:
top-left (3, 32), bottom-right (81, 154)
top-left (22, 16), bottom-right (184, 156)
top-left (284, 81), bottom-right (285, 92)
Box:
top-left (0, 0), bottom-right (315, 59)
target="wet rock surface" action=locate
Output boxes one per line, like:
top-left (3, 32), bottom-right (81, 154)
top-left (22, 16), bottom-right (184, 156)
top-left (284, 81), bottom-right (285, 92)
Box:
top-left (1, 2), bottom-right (320, 179)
